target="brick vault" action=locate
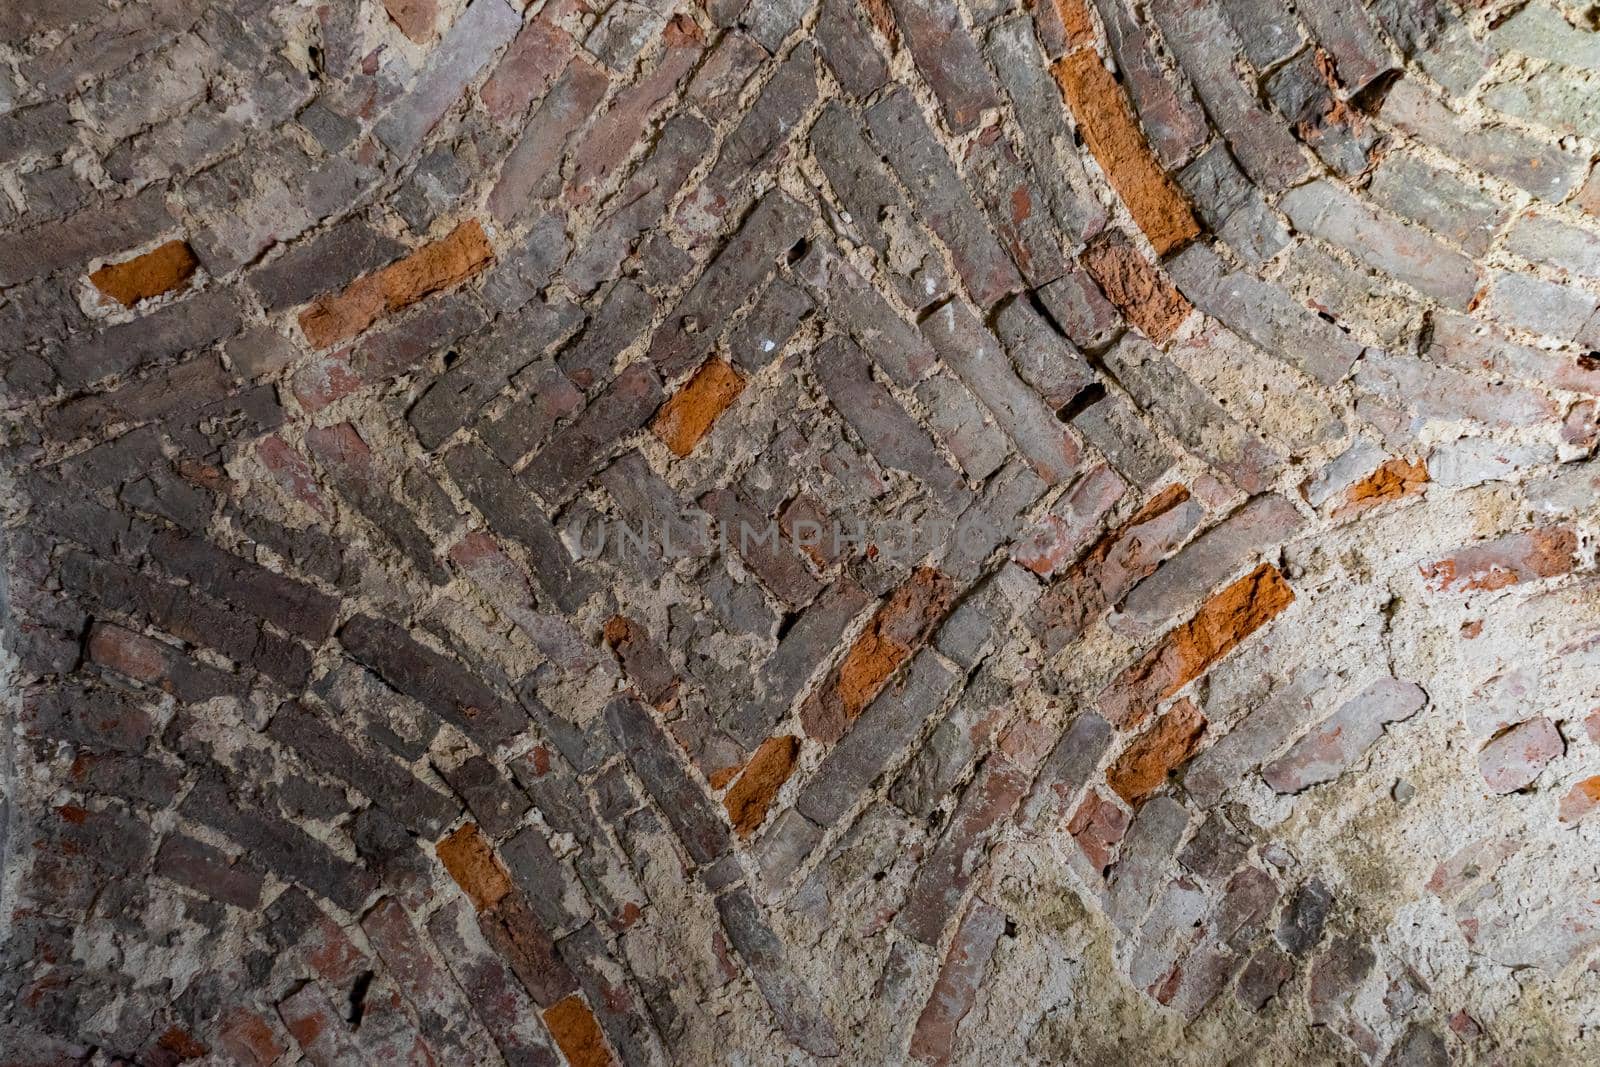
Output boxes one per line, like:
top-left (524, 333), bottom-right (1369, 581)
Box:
top-left (1, 0), bottom-right (1599, 1062)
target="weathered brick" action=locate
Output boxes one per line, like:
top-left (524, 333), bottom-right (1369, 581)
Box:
top-left (722, 735), bottom-right (799, 837)
top-left (1381, 80), bottom-right (1585, 202)
top-left (1107, 794), bottom-right (1189, 934)
top-left (1080, 231), bottom-right (1191, 342)
top-left (1419, 527), bottom-right (1578, 594)
top-left (374, 0), bottom-right (524, 156)
top-left (889, 0), bottom-right (1002, 132)
top-left (1280, 180), bottom-right (1478, 309)
top-left (602, 616), bottom-right (678, 707)
top-left (813, 335), bottom-right (969, 507)
top-left (1261, 677), bottom-right (1426, 793)
top-left (340, 613), bottom-right (529, 747)
top-left (922, 298), bottom-right (1082, 484)
top-left (791, 241), bottom-right (936, 386)
top-left (815, 0), bottom-right (890, 97)
top-left (1050, 50), bottom-right (1199, 255)
top-left (1101, 563), bottom-right (1296, 728)
top-left (362, 895), bottom-right (497, 1061)
top-left (268, 701), bottom-right (456, 835)
top-left (865, 88), bottom-right (1023, 305)
top-left (899, 753), bottom-right (1030, 944)
top-left (676, 46), bottom-right (819, 241)
top-left (907, 898), bottom-right (1005, 1065)
top-left (154, 833), bottom-right (264, 909)
top-left (427, 900), bottom-right (563, 1067)
top-left (605, 694), bottom-right (731, 865)
top-left (183, 769), bottom-right (378, 912)
top-left (1478, 716), bottom-right (1563, 794)
top-left (486, 56), bottom-right (610, 222)
top-left (716, 888), bottom-right (841, 1056)
top-left (1148, 0), bottom-right (1306, 190)
top-left (249, 219), bottom-right (406, 312)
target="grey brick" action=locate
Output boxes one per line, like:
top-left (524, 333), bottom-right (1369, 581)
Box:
top-left (791, 241), bottom-right (935, 386)
top-left (1214, 0), bottom-right (1302, 68)
top-left (994, 296), bottom-right (1097, 411)
top-left (438, 754), bottom-right (530, 838)
top-left (865, 88), bottom-right (1022, 307)
top-left (1147, 0), bottom-right (1307, 191)
top-left (699, 486), bottom-right (821, 610)
top-left (375, 0), bottom-right (523, 157)
top-left (922, 298), bottom-right (1084, 485)
top-left (605, 694), bottom-right (731, 865)
top-left (1106, 794), bottom-right (1189, 935)
top-left (726, 276), bottom-right (812, 372)
top-left (340, 613), bottom-right (531, 748)
top-left (1280, 180), bottom-right (1478, 309)
top-left (814, 0), bottom-right (889, 98)
top-left (796, 650), bottom-right (960, 827)
top-left (566, 113), bottom-right (714, 294)
top-left (181, 769), bottom-right (378, 913)
top-left (411, 300), bottom-right (584, 450)
top-left (0, 184), bottom-right (174, 288)
top-left (1294, 0), bottom-right (1397, 96)
top-left (810, 100), bottom-right (954, 310)
top-left (1037, 268), bottom-right (1123, 352)
top-left (677, 45), bottom-right (819, 240)
top-left (444, 439), bottom-right (598, 613)
top-left (267, 702), bottom-right (456, 836)
top-left (716, 888), bottom-right (840, 1056)
top-left (813, 335), bottom-right (969, 507)
top-left (986, 17), bottom-right (1106, 244)
top-left (1367, 155), bottom-right (1507, 256)
top-left (1101, 336), bottom-right (1282, 495)
top-left (1166, 243), bottom-right (1361, 387)
top-left (1380, 79), bottom-right (1585, 202)
top-left (522, 362), bottom-right (663, 506)
top-left (888, 0), bottom-right (1002, 133)
top-left (651, 192), bottom-right (813, 377)
top-left (1184, 668), bottom-right (1332, 806)
top-left (1070, 389), bottom-right (1174, 489)
top-left (1018, 712), bottom-right (1112, 831)
top-left (915, 372), bottom-right (1010, 483)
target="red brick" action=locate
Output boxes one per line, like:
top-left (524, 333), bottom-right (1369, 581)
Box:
top-left (908, 898), bottom-right (1006, 1065)
top-left (543, 994), bottom-right (616, 1067)
top-left (436, 823), bottom-right (513, 911)
top-left (1420, 527), bottom-right (1578, 594)
top-left (1067, 788), bottom-right (1130, 874)
top-left (1081, 231), bottom-right (1192, 342)
top-left (722, 735), bottom-right (799, 838)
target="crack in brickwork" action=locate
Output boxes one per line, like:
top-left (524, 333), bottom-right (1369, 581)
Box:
top-left (1, 0), bottom-right (1599, 1063)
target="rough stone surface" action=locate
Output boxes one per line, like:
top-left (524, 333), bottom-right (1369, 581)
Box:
top-left (3, 2), bottom-right (1600, 1064)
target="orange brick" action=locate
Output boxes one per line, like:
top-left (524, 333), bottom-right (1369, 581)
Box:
top-left (1050, 0), bottom-right (1097, 49)
top-left (1336, 457), bottom-right (1428, 516)
top-left (89, 239), bottom-right (198, 307)
top-left (1080, 232), bottom-right (1192, 342)
top-left (435, 823), bottom-right (512, 911)
top-left (1052, 51), bottom-right (1200, 256)
top-left (299, 220), bottom-right (493, 348)
top-left (1100, 563), bottom-right (1294, 727)
top-left (652, 357), bottom-right (746, 456)
top-left (722, 735), bottom-right (799, 837)
top-left (543, 994), bottom-right (616, 1067)
top-left (1107, 698), bottom-right (1206, 804)
top-left (799, 567), bottom-right (953, 743)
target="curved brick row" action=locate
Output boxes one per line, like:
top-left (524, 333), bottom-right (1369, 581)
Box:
top-left (1, 0), bottom-right (1597, 1063)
